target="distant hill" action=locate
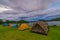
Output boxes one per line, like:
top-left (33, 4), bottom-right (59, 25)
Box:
top-left (38, 18), bottom-right (60, 22)
top-left (43, 18), bottom-right (60, 22)
top-left (50, 18), bottom-right (60, 21)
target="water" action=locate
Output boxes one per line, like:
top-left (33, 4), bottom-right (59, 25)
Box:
top-left (29, 21), bottom-right (60, 26)
top-left (47, 21), bottom-right (60, 26)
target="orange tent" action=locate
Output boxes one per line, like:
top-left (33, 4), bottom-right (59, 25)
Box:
top-left (18, 23), bottom-right (29, 31)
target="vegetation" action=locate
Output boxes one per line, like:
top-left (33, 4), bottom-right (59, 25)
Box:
top-left (0, 17), bottom-right (60, 24)
top-left (0, 19), bottom-right (3, 24)
top-left (0, 25), bottom-right (60, 40)
top-left (4, 20), bottom-right (17, 23)
top-left (38, 18), bottom-right (60, 22)
top-left (18, 20), bottom-right (29, 23)
top-left (45, 18), bottom-right (60, 21)
top-left (50, 18), bottom-right (60, 21)
top-left (0, 19), bottom-right (29, 24)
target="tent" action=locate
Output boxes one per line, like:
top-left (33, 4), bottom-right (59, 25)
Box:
top-left (18, 23), bottom-right (29, 31)
top-left (3, 23), bottom-right (9, 26)
top-left (12, 24), bottom-right (18, 28)
top-left (31, 21), bottom-right (49, 35)
top-left (9, 23), bottom-right (18, 28)
top-left (8, 23), bottom-right (13, 28)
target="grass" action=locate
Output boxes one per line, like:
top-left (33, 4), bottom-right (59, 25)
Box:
top-left (0, 25), bottom-right (60, 40)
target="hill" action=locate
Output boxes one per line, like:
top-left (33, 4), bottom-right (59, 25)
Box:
top-left (50, 18), bottom-right (60, 21)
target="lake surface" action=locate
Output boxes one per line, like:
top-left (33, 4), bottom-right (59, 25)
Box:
top-left (29, 21), bottom-right (60, 26)
top-left (47, 21), bottom-right (60, 26)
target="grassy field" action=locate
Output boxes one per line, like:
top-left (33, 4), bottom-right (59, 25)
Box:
top-left (0, 25), bottom-right (60, 40)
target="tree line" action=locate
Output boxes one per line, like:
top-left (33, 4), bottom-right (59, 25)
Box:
top-left (0, 19), bottom-right (29, 24)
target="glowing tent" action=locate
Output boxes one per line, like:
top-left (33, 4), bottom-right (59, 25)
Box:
top-left (18, 23), bottom-right (29, 31)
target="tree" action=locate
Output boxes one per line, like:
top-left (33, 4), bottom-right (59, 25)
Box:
top-left (18, 20), bottom-right (29, 23)
top-left (5, 20), bottom-right (10, 23)
top-left (0, 19), bottom-right (3, 24)
top-left (5, 20), bottom-right (16, 23)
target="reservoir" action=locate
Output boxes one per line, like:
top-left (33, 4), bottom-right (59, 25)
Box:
top-left (29, 21), bottom-right (60, 26)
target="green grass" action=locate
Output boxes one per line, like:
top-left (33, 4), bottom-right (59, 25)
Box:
top-left (0, 25), bottom-right (60, 40)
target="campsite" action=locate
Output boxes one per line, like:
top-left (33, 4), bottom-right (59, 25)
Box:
top-left (0, 20), bottom-right (60, 40)
top-left (0, 0), bottom-right (60, 40)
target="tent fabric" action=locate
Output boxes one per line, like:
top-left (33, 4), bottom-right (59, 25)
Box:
top-left (31, 21), bottom-right (49, 35)
top-left (12, 24), bottom-right (17, 28)
top-left (3, 23), bottom-right (8, 26)
top-left (18, 23), bottom-right (29, 31)
top-left (9, 23), bottom-right (13, 28)
top-left (9, 24), bottom-right (18, 28)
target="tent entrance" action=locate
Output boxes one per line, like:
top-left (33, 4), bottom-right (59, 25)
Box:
top-left (32, 24), bottom-right (45, 33)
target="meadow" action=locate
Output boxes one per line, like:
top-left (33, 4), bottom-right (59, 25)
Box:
top-left (0, 25), bottom-right (60, 40)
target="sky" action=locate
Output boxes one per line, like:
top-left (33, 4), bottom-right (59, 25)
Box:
top-left (0, 0), bottom-right (60, 21)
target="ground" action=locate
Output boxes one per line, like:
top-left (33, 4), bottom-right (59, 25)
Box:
top-left (0, 25), bottom-right (60, 40)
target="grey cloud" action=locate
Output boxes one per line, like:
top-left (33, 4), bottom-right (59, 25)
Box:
top-left (0, 0), bottom-right (60, 21)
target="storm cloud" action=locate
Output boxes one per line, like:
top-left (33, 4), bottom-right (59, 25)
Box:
top-left (0, 0), bottom-right (60, 21)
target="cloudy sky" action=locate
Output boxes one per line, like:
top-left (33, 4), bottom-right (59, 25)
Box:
top-left (0, 0), bottom-right (60, 21)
